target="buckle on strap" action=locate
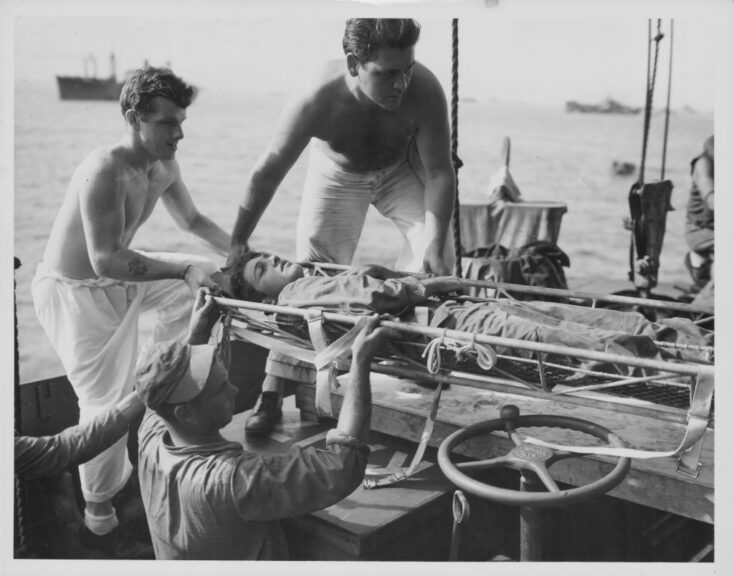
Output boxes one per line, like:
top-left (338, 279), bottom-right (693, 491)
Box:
top-left (676, 370), bottom-right (714, 478)
top-left (363, 381), bottom-right (444, 489)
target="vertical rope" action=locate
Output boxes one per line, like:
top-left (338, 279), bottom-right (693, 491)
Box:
top-left (14, 257), bottom-right (28, 557)
top-left (661, 19), bottom-right (674, 180)
top-left (450, 18), bottom-right (463, 278)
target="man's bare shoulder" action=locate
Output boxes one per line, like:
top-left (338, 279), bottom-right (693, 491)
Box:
top-left (291, 59), bottom-right (348, 110)
top-left (273, 59), bottom-right (349, 140)
top-left (72, 145), bottom-right (125, 190)
top-left (155, 159), bottom-right (182, 192)
top-left (404, 62), bottom-right (448, 118)
top-left (410, 62), bottom-right (445, 99)
top-left (155, 158), bottom-right (181, 177)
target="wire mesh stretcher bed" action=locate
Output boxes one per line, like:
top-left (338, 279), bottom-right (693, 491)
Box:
top-left (211, 276), bottom-right (714, 489)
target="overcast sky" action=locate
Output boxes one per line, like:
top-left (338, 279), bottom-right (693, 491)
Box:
top-left (8, 0), bottom-right (724, 111)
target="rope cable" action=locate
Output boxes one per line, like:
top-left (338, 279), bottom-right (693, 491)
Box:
top-left (450, 18), bottom-right (463, 278)
top-left (14, 258), bottom-right (28, 556)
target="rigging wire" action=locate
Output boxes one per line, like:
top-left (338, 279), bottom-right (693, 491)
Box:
top-left (451, 18), bottom-right (464, 278)
top-left (661, 20), bottom-right (674, 179)
top-left (638, 19), bottom-right (665, 185)
top-left (629, 19), bottom-right (668, 287)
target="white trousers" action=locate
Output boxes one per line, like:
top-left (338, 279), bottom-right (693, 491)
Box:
top-left (296, 142), bottom-right (455, 272)
top-left (31, 252), bottom-right (215, 502)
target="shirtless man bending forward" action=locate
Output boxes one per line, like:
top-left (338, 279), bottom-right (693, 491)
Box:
top-left (32, 67), bottom-right (229, 558)
top-left (230, 18), bottom-right (456, 275)
top-left (230, 18), bottom-right (457, 435)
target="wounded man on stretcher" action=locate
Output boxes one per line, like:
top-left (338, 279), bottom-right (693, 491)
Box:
top-left (212, 252), bottom-right (711, 372)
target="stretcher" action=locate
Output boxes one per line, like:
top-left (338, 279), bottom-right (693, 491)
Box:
top-left (211, 275), bottom-right (713, 487)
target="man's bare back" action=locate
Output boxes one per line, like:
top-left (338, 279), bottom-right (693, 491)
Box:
top-left (43, 145), bottom-right (177, 280)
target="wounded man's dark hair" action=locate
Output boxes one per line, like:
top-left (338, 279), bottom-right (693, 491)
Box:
top-left (220, 251), bottom-right (268, 302)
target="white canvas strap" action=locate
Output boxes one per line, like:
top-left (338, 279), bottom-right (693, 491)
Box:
top-left (363, 381), bottom-right (444, 489)
top-left (306, 313), bottom-right (371, 418)
top-left (522, 370), bottom-right (713, 476)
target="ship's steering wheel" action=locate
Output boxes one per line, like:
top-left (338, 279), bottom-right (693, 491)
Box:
top-left (437, 405), bottom-right (631, 507)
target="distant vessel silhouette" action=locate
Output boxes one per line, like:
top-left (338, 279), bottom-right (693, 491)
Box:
top-left (56, 54), bottom-right (198, 102)
top-left (56, 53), bottom-right (124, 101)
top-left (565, 98), bottom-right (641, 115)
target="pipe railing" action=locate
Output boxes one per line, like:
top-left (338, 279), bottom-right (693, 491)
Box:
top-left (213, 296), bottom-right (713, 379)
top-left (295, 261), bottom-right (714, 316)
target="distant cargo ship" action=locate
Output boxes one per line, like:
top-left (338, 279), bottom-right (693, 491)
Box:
top-left (56, 76), bottom-right (124, 101)
top-left (56, 53), bottom-right (198, 102)
top-left (565, 98), bottom-right (641, 115)
top-left (56, 53), bottom-right (124, 101)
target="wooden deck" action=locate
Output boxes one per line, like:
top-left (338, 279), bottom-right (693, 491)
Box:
top-left (295, 373), bottom-right (714, 524)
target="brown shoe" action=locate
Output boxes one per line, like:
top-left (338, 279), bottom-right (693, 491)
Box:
top-left (245, 392), bottom-right (283, 436)
top-left (79, 524), bottom-right (154, 559)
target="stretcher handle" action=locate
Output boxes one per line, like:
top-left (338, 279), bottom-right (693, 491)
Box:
top-left (213, 296), bottom-right (714, 378)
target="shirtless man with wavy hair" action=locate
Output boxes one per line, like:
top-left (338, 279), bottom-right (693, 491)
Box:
top-left (230, 19), bottom-right (457, 434)
top-left (32, 66), bottom-right (229, 558)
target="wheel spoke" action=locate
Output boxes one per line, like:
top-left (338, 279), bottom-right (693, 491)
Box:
top-left (438, 410), bottom-right (631, 507)
top-left (526, 462), bottom-right (561, 492)
top-left (456, 454), bottom-right (514, 472)
top-left (508, 431), bottom-right (525, 447)
top-left (547, 450), bottom-right (581, 466)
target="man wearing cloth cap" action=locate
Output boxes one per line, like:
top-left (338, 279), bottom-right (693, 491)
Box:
top-left (135, 290), bottom-right (384, 559)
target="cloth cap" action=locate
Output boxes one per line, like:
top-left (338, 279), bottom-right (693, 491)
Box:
top-left (136, 342), bottom-right (218, 410)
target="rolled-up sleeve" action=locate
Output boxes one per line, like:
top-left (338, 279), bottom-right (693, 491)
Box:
top-left (230, 437), bottom-right (370, 522)
top-left (325, 428), bottom-right (369, 450)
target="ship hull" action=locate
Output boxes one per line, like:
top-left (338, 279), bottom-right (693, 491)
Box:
top-left (56, 76), bottom-right (123, 101)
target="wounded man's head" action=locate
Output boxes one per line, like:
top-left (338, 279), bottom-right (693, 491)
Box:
top-left (215, 251), bottom-right (305, 303)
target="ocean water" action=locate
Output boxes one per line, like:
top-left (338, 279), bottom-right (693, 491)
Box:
top-left (13, 80), bottom-right (713, 383)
